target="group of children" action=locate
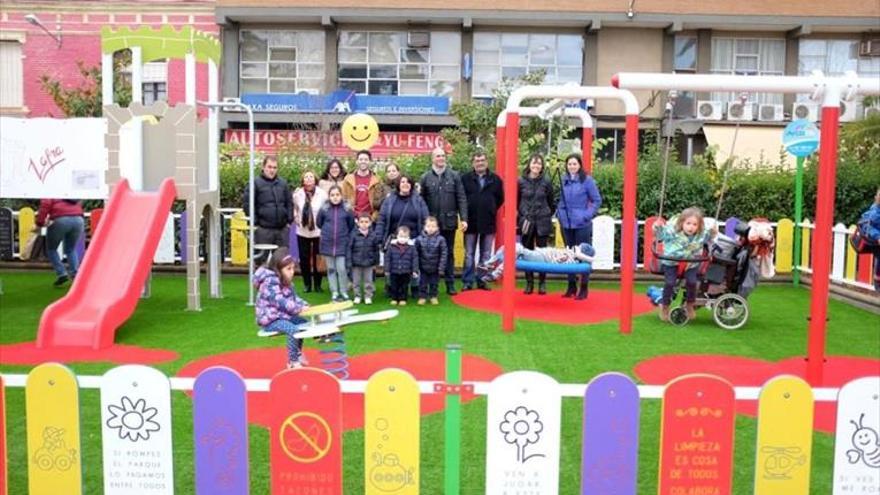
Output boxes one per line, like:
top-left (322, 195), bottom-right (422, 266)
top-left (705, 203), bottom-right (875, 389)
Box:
top-left (312, 184), bottom-right (449, 305)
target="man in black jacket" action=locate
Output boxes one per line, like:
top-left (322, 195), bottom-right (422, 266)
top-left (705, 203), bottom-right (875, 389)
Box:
top-left (242, 156), bottom-right (293, 265)
top-left (460, 152), bottom-right (504, 290)
top-left (419, 147), bottom-right (468, 295)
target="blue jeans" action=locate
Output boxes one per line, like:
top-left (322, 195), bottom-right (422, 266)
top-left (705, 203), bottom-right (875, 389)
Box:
top-left (46, 216), bottom-right (84, 278)
top-left (561, 226), bottom-right (592, 284)
top-left (462, 233), bottom-right (495, 287)
top-left (262, 317), bottom-right (306, 363)
top-left (323, 255), bottom-right (348, 298)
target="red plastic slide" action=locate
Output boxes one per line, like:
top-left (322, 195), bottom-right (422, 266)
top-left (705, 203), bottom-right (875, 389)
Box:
top-left (37, 179), bottom-right (176, 349)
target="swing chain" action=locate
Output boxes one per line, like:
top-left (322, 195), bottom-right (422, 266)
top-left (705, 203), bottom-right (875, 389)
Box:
top-left (658, 90), bottom-right (677, 220)
top-left (714, 92), bottom-right (748, 220)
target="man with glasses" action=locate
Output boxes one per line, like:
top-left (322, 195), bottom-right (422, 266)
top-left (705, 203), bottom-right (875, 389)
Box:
top-left (419, 147), bottom-right (468, 295)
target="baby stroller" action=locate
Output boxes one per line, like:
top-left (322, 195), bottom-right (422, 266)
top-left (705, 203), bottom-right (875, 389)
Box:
top-left (649, 221), bottom-right (755, 330)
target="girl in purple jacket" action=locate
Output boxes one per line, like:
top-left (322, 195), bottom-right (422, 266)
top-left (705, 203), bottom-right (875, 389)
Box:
top-left (253, 248), bottom-right (309, 368)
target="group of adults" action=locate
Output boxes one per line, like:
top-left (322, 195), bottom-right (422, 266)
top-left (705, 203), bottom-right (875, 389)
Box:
top-left (243, 146), bottom-right (602, 297)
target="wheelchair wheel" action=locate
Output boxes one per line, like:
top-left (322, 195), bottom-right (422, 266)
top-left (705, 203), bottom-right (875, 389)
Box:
top-left (669, 306), bottom-right (689, 326)
top-left (713, 293), bottom-right (749, 330)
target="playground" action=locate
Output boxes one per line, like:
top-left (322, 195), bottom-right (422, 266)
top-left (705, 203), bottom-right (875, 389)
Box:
top-left (0, 270), bottom-right (877, 493)
top-left (0, 24), bottom-right (878, 495)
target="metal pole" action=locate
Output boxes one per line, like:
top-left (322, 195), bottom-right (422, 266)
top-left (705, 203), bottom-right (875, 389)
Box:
top-left (197, 100), bottom-right (256, 305)
top-left (793, 156), bottom-right (805, 287)
top-left (247, 106), bottom-right (255, 306)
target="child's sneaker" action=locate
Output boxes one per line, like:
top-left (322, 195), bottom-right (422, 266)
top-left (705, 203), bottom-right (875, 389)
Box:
top-left (353, 297), bottom-right (361, 304)
top-left (331, 292), bottom-right (340, 302)
top-left (390, 300), bottom-right (398, 306)
top-left (399, 300), bottom-right (407, 306)
top-left (365, 297), bottom-right (373, 305)
top-left (287, 361), bottom-right (304, 369)
top-left (430, 297), bottom-right (439, 305)
top-left (417, 298), bottom-right (426, 305)
top-left (257, 329), bottom-right (281, 337)
top-left (659, 305), bottom-right (670, 322)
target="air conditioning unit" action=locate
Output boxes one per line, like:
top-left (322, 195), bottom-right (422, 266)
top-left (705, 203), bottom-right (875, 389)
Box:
top-left (726, 101), bottom-right (755, 121)
top-left (758, 104), bottom-right (784, 122)
top-left (696, 100), bottom-right (723, 120)
top-left (858, 39), bottom-right (880, 57)
top-left (839, 100), bottom-right (859, 122)
top-left (865, 106), bottom-right (880, 119)
top-left (407, 31), bottom-right (430, 48)
top-left (792, 101), bottom-right (819, 122)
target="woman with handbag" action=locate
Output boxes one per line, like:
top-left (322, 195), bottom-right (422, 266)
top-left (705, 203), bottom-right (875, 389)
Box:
top-left (293, 171), bottom-right (328, 292)
top-left (556, 154), bottom-right (602, 300)
top-left (517, 154), bottom-right (555, 295)
top-left (375, 175), bottom-right (429, 298)
top-left (36, 198), bottom-right (84, 287)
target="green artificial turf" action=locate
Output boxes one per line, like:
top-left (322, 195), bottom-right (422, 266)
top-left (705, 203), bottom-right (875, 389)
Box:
top-left (0, 270), bottom-right (878, 494)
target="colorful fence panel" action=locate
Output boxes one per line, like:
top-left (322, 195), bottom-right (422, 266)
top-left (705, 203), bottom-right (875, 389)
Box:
top-left (775, 218), bottom-right (794, 274)
top-left (154, 215), bottom-right (175, 264)
top-left (1, 364), bottom-right (879, 494)
top-left (591, 215), bottom-right (615, 270)
top-left (845, 225), bottom-right (858, 280)
top-left (193, 367), bottom-right (249, 495)
top-left (0, 375), bottom-right (6, 495)
top-left (754, 376), bottom-right (814, 494)
top-left (100, 365), bottom-right (174, 495)
top-left (230, 210), bottom-right (248, 266)
top-left (17, 207), bottom-right (34, 259)
top-left (832, 223), bottom-right (847, 281)
top-left (580, 372), bottom-right (639, 495)
top-left (832, 377), bottom-right (880, 494)
top-left (0, 208), bottom-right (12, 261)
top-left (365, 369), bottom-right (420, 495)
top-left (25, 363), bottom-right (82, 495)
top-left (658, 374), bottom-right (736, 495)
top-left (270, 368), bottom-right (342, 494)
top-left (486, 371), bottom-right (562, 495)
top-left (800, 219), bottom-right (812, 274)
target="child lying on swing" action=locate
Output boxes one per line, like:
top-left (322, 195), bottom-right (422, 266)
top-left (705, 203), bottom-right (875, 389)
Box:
top-left (479, 242), bottom-right (595, 283)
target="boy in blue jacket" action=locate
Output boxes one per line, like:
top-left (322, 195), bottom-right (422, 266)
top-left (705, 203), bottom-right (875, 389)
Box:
top-left (384, 225), bottom-right (419, 305)
top-left (347, 212), bottom-right (383, 304)
top-left (415, 216), bottom-right (448, 305)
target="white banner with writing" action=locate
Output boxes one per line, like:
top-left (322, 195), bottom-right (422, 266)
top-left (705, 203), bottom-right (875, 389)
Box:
top-left (0, 117), bottom-right (108, 199)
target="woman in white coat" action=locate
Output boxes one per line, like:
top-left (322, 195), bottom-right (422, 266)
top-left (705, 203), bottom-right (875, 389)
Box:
top-left (292, 170), bottom-right (328, 292)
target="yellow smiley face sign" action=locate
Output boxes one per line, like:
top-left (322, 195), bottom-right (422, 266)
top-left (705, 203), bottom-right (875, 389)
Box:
top-left (341, 113), bottom-right (379, 151)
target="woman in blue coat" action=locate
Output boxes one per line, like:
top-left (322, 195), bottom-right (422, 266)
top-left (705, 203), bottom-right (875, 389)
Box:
top-left (556, 154), bottom-right (602, 300)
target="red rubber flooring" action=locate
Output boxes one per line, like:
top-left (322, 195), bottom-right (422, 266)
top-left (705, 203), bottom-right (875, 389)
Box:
top-left (452, 288), bottom-right (656, 325)
top-left (0, 341), bottom-right (178, 365)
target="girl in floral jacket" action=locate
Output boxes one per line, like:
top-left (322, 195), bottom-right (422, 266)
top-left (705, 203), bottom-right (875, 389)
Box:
top-left (254, 248), bottom-right (309, 368)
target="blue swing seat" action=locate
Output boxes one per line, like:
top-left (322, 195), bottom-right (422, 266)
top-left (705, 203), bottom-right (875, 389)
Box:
top-left (495, 255), bottom-right (593, 275)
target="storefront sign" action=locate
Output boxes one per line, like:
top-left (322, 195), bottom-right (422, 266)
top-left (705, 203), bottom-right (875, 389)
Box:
top-left (240, 92), bottom-right (449, 115)
top-left (225, 129), bottom-right (446, 156)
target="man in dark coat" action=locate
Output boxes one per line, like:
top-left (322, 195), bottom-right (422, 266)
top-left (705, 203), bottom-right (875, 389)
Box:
top-left (242, 156), bottom-right (293, 264)
top-left (419, 147), bottom-right (468, 295)
top-left (460, 152), bottom-right (504, 290)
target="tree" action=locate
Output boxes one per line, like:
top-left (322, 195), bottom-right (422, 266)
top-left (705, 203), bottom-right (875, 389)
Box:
top-left (39, 50), bottom-right (132, 117)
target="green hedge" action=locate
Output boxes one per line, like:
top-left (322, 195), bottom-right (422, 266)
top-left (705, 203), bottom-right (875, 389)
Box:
top-left (3, 141), bottom-right (875, 226)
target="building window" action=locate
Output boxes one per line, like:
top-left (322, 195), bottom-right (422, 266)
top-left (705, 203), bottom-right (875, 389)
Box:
top-left (672, 35), bottom-right (698, 117)
top-left (142, 82), bottom-right (167, 105)
top-left (710, 38), bottom-right (785, 104)
top-left (337, 31), bottom-right (461, 98)
top-left (141, 61), bottom-right (167, 105)
top-left (239, 30), bottom-right (325, 95)
top-left (798, 39), bottom-right (880, 79)
top-left (472, 32), bottom-right (583, 97)
top-left (0, 40), bottom-right (23, 109)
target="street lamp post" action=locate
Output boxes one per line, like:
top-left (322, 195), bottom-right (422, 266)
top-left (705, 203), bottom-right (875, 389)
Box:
top-left (197, 99), bottom-right (256, 305)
